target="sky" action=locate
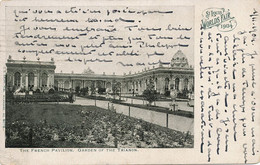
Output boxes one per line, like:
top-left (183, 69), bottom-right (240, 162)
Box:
top-left (6, 6), bottom-right (194, 75)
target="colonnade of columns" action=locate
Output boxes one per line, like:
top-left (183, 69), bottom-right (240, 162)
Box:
top-left (57, 80), bottom-right (114, 91)
top-left (54, 75), bottom-right (194, 95)
top-left (122, 76), bottom-right (194, 95)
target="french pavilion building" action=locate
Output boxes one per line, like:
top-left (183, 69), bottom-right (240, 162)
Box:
top-left (6, 50), bottom-right (194, 95)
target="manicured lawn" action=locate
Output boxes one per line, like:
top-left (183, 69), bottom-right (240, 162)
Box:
top-left (6, 103), bottom-right (193, 148)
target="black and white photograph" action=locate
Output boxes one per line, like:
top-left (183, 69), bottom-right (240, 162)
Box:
top-left (4, 6), bottom-right (194, 148)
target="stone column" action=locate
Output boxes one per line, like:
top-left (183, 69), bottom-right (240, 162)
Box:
top-left (105, 81), bottom-right (107, 88)
top-left (171, 78), bottom-right (175, 90)
top-left (25, 74), bottom-right (28, 90)
top-left (38, 73), bottom-right (41, 88)
top-left (162, 77), bottom-right (166, 94)
top-left (154, 79), bottom-right (157, 90)
top-left (12, 73), bottom-right (14, 86)
top-left (62, 81), bottom-right (64, 91)
top-left (157, 77), bottom-right (162, 94)
top-left (47, 75), bottom-right (49, 88)
top-left (135, 81), bottom-right (137, 91)
top-left (59, 81), bottom-right (62, 91)
top-left (187, 78), bottom-right (191, 90)
top-left (162, 77), bottom-right (166, 93)
top-left (49, 75), bottom-right (53, 88)
top-left (34, 75), bottom-right (38, 89)
top-left (20, 73), bottom-right (23, 87)
top-left (139, 81), bottom-right (142, 93)
top-left (139, 81), bottom-right (141, 94)
top-left (180, 78), bottom-right (184, 91)
top-left (190, 77), bottom-right (194, 91)
top-left (125, 82), bottom-right (128, 93)
top-left (59, 81), bottom-right (61, 91)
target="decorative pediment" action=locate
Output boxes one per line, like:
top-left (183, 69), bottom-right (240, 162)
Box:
top-left (171, 50), bottom-right (189, 68)
top-left (82, 67), bottom-right (95, 74)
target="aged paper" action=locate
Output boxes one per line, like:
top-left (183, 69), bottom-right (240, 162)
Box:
top-left (0, 0), bottom-right (259, 164)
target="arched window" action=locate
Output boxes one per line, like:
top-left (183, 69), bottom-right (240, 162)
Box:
top-left (175, 78), bottom-right (180, 90)
top-left (184, 78), bottom-right (189, 90)
top-left (42, 73), bottom-right (48, 87)
top-left (106, 82), bottom-right (112, 92)
top-left (96, 81), bottom-right (102, 88)
top-left (155, 78), bottom-right (157, 90)
top-left (28, 72), bottom-right (34, 88)
top-left (64, 81), bottom-right (70, 89)
top-left (14, 72), bottom-right (21, 86)
top-left (54, 80), bottom-right (58, 88)
top-left (116, 82), bottom-right (121, 88)
top-left (165, 78), bottom-right (169, 91)
top-left (116, 82), bottom-right (122, 92)
top-left (75, 81), bottom-right (81, 88)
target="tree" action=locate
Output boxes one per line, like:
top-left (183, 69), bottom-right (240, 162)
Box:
top-left (142, 79), bottom-right (158, 106)
top-left (80, 87), bottom-right (88, 96)
top-left (112, 81), bottom-right (121, 99)
top-left (75, 86), bottom-right (80, 95)
top-left (90, 82), bottom-right (95, 95)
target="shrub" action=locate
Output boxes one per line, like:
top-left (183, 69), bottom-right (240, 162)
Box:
top-left (75, 86), bottom-right (80, 94)
top-left (80, 87), bottom-right (88, 96)
top-left (35, 89), bottom-right (41, 93)
top-left (142, 79), bottom-right (158, 106)
top-left (143, 89), bottom-right (158, 106)
top-left (164, 90), bottom-right (170, 97)
top-left (98, 88), bottom-right (106, 94)
top-left (49, 88), bottom-right (55, 94)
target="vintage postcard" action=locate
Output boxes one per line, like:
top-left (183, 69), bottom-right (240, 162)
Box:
top-left (0, 0), bottom-right (259, 164)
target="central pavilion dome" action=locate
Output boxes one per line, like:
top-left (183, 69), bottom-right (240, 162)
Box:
top-left (171, 50), bottom-right (189, 68)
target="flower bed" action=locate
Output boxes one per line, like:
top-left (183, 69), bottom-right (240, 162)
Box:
top-left (6, 93), bottom-right (71, 103)
top-left (6, 104), bottom-right (193, 148)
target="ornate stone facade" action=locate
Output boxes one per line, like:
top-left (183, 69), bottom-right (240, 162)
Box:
top-left (6, 56), bottom-right (56, 92)
top-left (6, 51), bottom-right (194, 95)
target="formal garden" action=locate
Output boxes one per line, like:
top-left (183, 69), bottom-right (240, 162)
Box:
top-left (6, 104), bottom-right (193, 148)
top-left (76, 80), bottom-right (194, 118)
